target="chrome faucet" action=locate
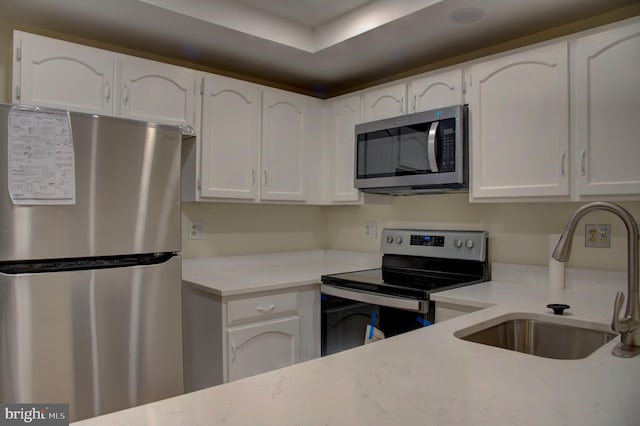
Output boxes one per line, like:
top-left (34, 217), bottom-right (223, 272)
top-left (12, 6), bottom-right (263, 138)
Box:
top-left (552, 201), bottom-right (640, 358)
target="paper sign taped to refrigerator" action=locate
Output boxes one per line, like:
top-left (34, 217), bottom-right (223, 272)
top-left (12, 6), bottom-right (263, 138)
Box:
top-left (7, 106), bottom-right (76, 205)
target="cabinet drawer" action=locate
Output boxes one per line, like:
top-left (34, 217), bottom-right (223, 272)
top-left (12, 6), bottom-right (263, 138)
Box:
top-left (227, 292), bottom-right (298, 325)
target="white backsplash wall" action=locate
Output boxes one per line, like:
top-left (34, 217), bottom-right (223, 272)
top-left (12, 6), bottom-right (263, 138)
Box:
top-left (181, 202), bottom-right (327, 258)
top-left (323, 194), bottom-right (640, 272)
top-left (182, 196), bottom-right (640, 272)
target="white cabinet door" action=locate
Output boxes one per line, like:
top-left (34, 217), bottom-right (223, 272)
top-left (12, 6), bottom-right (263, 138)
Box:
top-left (409, 69), bottom-right (464, 113)
top-left (261, 89), bottom-right (307, 201)
top-left (119, 56), bottom-right (197, 128)
top-left (329, 95), bottom-right (362, 203)
top-left (13, 31), bottom-right (115, 115)
top-left (573, 20), bottom-right (640, 197)
top-left (363, 83), bottom-right (407, 121)
top-left (227, 317), bottom-right (299, 382)
top-left (200, 75), bottom-right (260, 200)
top-left (470, 42), bottom-right (570, 200)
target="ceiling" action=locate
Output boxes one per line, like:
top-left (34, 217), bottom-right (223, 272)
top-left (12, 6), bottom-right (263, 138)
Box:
top-left (1, 0), bottom-right (639, 98)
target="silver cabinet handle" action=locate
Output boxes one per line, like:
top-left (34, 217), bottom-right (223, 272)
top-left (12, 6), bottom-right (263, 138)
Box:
top-left (122, 84), bottom-right (129, 106)
top-left (581, 150), bottom-right (587, 176)
top-left (427, 121), bottom-right (439, 173)
top-left (400, 96), bottom-right (404, 114)
top-left (256, 304), bottom-right (276, 313)
top-left (412, 94), bottom-right (417, 112)
top-left (251, 168), bottom-right (256, 185)
top-left (561, 151), bottom-right (566, 177)
top-left (263, 169), bottom-right (268, 185)
top-left (104, 81), bottom-right (111, 102)
top-left (231, 342), bottom-right (236, 362)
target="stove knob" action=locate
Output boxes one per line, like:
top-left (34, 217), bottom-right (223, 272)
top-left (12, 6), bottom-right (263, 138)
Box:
top-left (395, 236), bottom-right (403, 244)
top-left (466, 239), bottom-right (475, 249)
top-left (454, 239), bottom-right (463, 248)
top-left (386, 235), bottom-right (395, 244)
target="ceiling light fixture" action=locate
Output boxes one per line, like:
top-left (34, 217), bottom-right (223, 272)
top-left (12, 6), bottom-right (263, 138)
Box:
top-left (448, 7), bottom-right (485, 24)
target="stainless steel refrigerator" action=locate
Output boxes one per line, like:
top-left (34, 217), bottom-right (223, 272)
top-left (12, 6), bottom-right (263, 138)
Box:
top-left (0, 104), bottom-right (184, 421)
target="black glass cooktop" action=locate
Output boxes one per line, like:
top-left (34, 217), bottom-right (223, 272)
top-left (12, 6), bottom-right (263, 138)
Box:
top-left (321, 267), bottom-right (484, 300)
top-left (321, 254), bottom-right (488, 300)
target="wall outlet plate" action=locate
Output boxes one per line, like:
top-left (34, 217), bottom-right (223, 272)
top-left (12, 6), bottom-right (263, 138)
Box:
top-left (585, 224), bottom-right (611, 248)
top-left (365, 222), bottom-right (377, 239)
top-left (189, 221), bottom-right (205, 240)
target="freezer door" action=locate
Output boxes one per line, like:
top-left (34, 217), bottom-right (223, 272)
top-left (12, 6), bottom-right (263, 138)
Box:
top-left (0, 104), bottom-right (181, 261)
top-left (0, 255), bottom-right (183, 422)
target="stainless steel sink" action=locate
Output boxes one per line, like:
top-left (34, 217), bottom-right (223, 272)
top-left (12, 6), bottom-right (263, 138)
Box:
top-left (454, 313), bottom-right (617, 360)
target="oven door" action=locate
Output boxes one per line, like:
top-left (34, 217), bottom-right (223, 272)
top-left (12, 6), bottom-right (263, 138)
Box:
top-left (321, 285), bottom-right (434, 356)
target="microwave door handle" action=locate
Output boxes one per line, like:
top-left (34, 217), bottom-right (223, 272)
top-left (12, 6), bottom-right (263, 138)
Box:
top-left (427, 121), bottom-right (439, 172)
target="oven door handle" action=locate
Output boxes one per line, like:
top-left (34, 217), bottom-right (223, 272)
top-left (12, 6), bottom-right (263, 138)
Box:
top-left (321, 285), bottom-right (428, 314)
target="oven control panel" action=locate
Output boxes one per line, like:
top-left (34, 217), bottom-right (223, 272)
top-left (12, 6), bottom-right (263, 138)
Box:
top-left (381, 229), bottom-right (487, 261)
top-left (410, 235), bottom-right (445, 247)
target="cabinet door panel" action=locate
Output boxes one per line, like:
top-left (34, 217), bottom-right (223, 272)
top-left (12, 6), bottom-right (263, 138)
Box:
top-left (227, 317), bottom-right (299, 382)
top-left (470, 42), bottom-right (570, 199)
top-left (330, 96), bottom-right (362, 202)
top-left (15, 31), bottom-right (114, 116)
top-left (200, 76), bottom-right (260, 199)
top-left (363, 84), bottom-right (406, 121)
top-left (574, 21), bottom-right (640, 196)
top-left (119, 57), bottom-right (196, 127)
top-left (261, 90), bottom-right (306, 201)
top-left (410, 69), bottom-right (464, 113)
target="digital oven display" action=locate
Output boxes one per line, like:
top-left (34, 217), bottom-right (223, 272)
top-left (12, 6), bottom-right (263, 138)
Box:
top-left (410, 235), bottom-right (445, 247)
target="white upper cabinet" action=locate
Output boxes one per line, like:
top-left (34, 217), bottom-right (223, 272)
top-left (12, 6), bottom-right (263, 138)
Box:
top-left (409, 69), bottom-right (464, 113)
top-left (573, 19), bottom-right (640, 198)
top-left (199, 74), bottom-right (260, 200)
top-left (13, 31), bottom-right (199, 129)
top-left (13, 31), bottom-right (115, 116)
top-left (118, 57), bottom-right (197, 128)
top-left (469, 42), bottom-right (570, 200)
top-left (363, 83), bottom-right (407, 121)
top-left (328, 95), bottom-right (362, 203)
top-left (261, 88), bottom-right (307, 201)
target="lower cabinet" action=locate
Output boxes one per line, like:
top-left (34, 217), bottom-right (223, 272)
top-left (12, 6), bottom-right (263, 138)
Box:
top-left (182, 284), bottom-right (319, 391)
top-left (227, 317), bottom-right (299, 382)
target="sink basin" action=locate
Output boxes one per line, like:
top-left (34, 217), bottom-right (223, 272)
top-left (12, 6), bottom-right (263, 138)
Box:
top-left (454, 313), bottom-right (617, 360)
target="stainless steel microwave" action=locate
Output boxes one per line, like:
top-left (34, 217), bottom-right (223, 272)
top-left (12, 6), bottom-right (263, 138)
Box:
top-left (354, 105), bottom-right (467, 195)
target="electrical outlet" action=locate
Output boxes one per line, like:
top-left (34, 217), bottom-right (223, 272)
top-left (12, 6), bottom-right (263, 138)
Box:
top-left (585, 224), bottom-right (611, 248)
top-left (365, 222), bottom-right (377, 239)
top-left (189, 221), bottom-right (205, 240)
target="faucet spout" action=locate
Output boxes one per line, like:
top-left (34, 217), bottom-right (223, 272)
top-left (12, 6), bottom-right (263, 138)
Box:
top-left (552, 202), bottom-right (639, 358)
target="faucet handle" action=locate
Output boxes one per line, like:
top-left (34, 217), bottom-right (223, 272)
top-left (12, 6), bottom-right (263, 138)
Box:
top-left (612, 291), bottom-right (629, 333)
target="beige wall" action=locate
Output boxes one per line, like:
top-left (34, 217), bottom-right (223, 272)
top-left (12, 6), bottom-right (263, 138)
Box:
top-left (181, 196), bottom-right (640, 273)
top-left (181, 202), bottom-right (327, 258)
top-left (324, 195), bottom-right (640, 271)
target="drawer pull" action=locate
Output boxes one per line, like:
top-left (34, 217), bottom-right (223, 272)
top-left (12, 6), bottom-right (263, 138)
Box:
top-left (256, 304), bottom-right (276, 313)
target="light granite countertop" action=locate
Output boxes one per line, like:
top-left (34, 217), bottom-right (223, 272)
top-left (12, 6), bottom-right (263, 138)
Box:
top-left (73, 253), bottom-right (640, 425)
top-left (181, 250), bottom-right (382, 296)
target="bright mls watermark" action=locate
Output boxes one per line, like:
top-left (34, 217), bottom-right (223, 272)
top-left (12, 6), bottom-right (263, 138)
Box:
top-left (0, 404), bottom-right (68, 426)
